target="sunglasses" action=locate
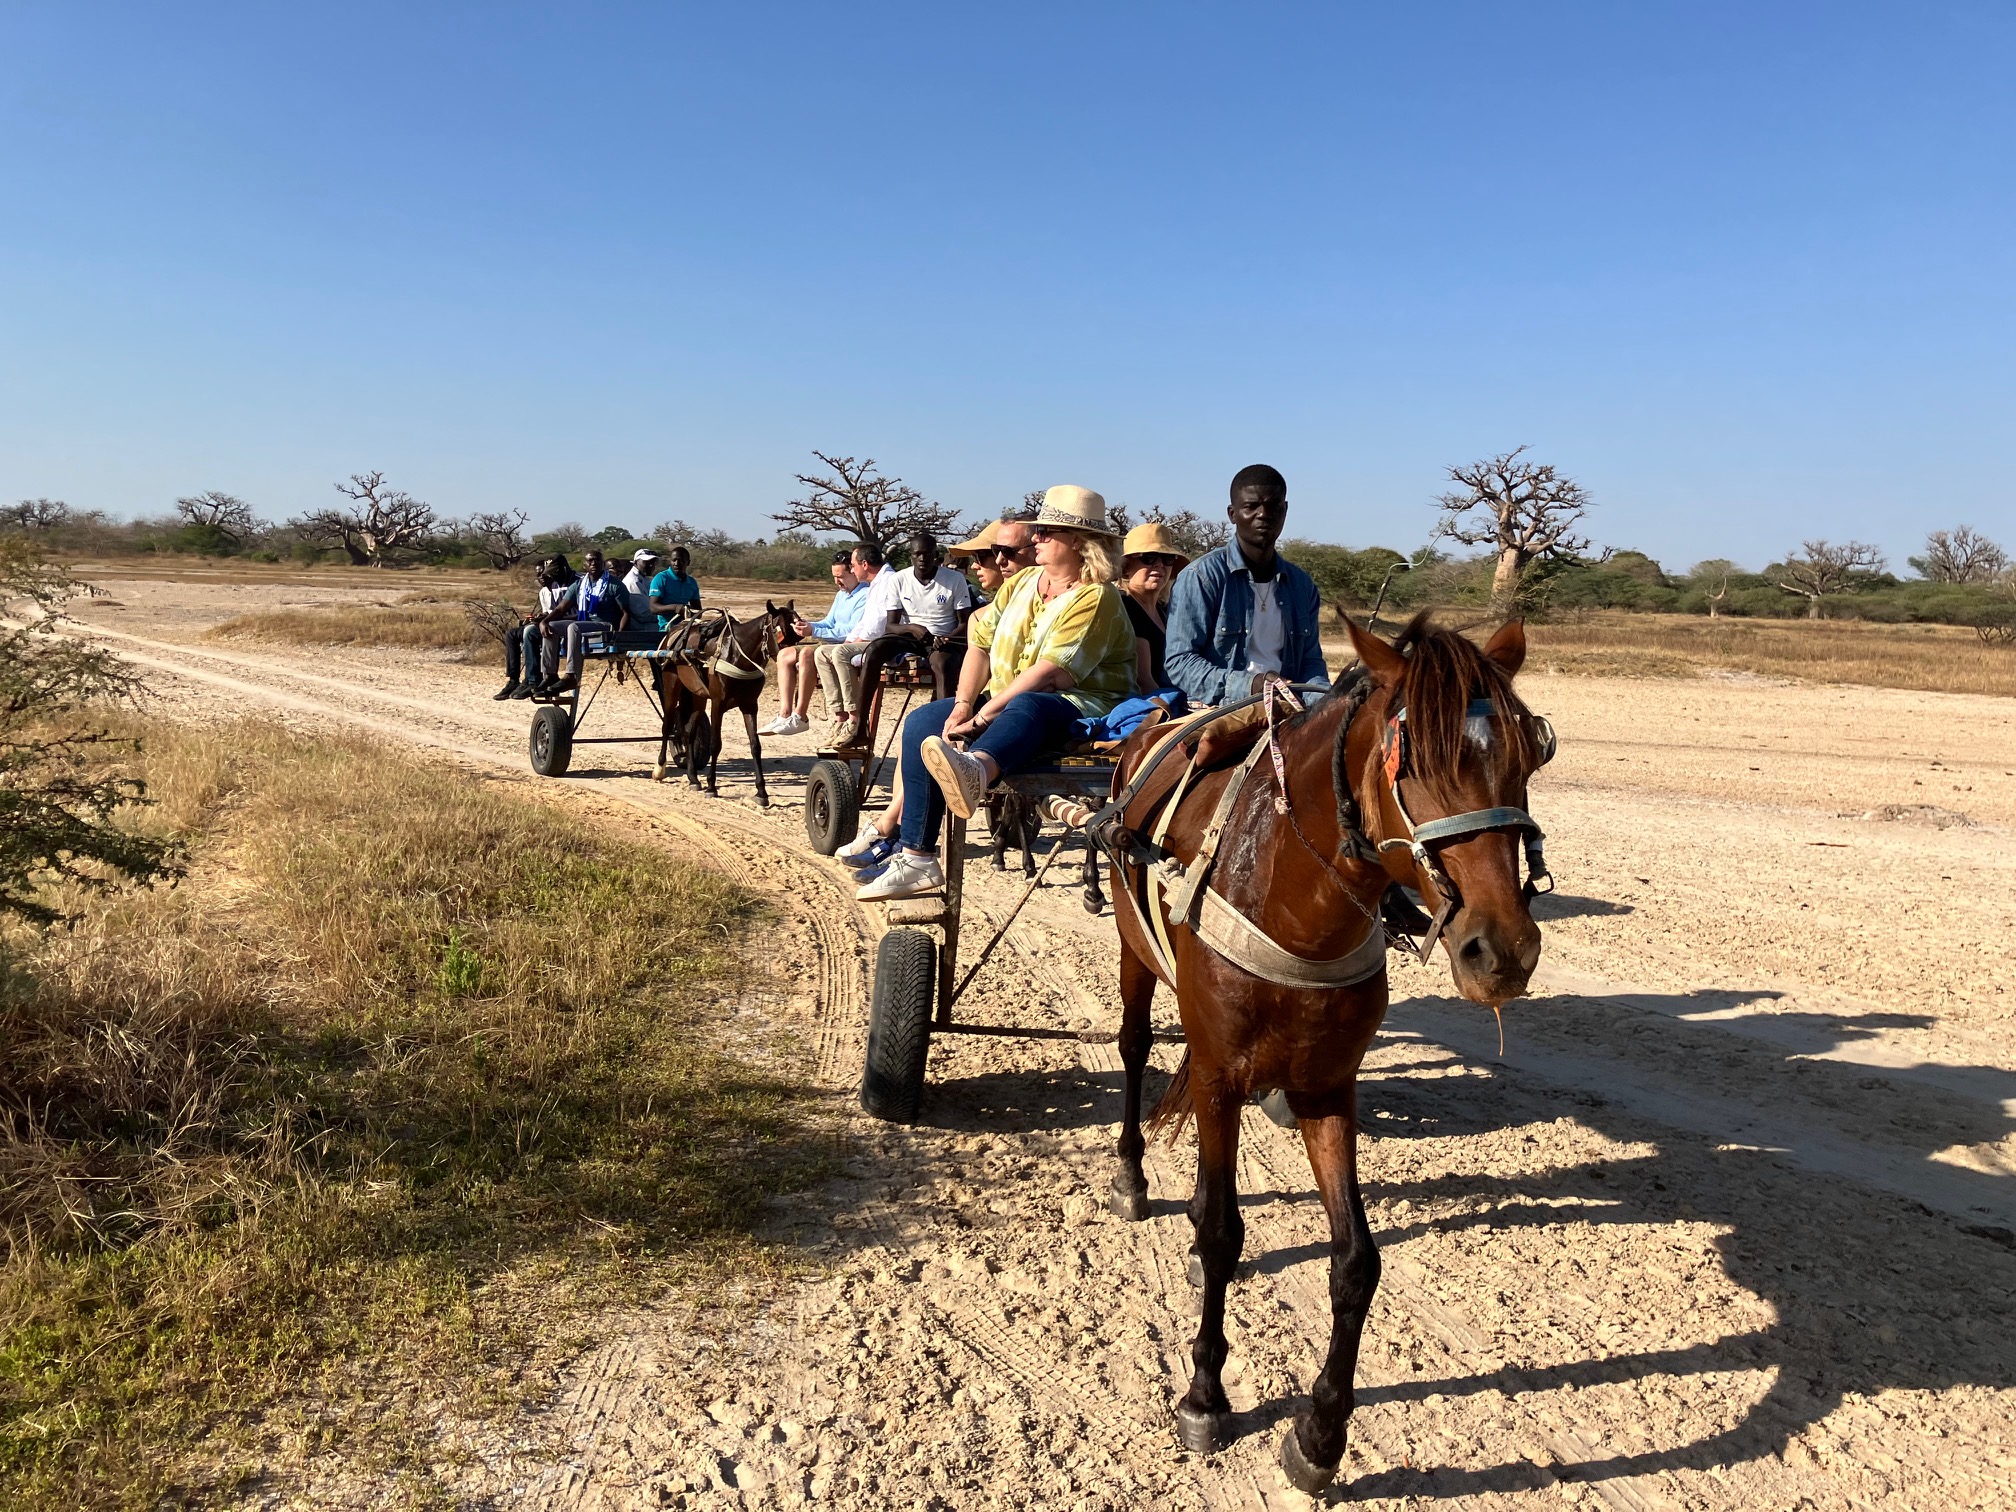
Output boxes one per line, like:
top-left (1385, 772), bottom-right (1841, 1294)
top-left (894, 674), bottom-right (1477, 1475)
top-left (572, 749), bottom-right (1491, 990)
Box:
top-left (1127, 553), bottom-right (1184, 570)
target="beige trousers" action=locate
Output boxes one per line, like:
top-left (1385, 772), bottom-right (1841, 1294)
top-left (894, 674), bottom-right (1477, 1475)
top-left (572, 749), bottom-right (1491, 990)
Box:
top-left (812, 641), bottom-right (861, 714)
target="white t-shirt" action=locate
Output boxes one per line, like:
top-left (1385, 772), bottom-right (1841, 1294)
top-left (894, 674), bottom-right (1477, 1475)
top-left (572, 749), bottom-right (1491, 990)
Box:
top-left (1246, 578), bottom-right (1285, 676)
top-left (853, 565), bottom-right (973, 640)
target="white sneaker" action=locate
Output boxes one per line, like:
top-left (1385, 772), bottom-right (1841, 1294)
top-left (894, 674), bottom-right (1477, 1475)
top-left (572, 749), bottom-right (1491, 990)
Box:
top-left (921, 736), bottom-right (990, 820)
top-left (854, 851), bottom-right (944, 901)
top-left (757, 716), bottom-right (786, 735)
top-left (836, 817), bottom-right (882, 860)
top-left (772, 713), bottom-right (809, 736)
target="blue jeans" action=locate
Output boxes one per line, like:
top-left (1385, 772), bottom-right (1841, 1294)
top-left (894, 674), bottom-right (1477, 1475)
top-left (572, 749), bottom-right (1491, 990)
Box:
top-left (898, 692), bottom-right (1083, 853)
top-left (509, 622), bottom-right (550, 685)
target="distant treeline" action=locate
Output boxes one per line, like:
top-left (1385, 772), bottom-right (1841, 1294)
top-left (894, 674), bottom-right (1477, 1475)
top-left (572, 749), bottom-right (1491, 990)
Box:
top-left (11, 497), bottom-right (2013, 637)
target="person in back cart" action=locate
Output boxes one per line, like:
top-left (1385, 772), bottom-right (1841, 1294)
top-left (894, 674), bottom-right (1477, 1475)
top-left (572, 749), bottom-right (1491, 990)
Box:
top-left (499, 554), bottom-right (578, 700)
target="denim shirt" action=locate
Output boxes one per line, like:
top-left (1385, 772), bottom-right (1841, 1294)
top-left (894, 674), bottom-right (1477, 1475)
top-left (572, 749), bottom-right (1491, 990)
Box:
top-left (1164, 542), bottom-right (1331, 706)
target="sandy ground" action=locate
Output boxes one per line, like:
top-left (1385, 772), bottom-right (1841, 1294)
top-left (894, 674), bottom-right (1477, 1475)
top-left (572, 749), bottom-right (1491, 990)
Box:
top-left (63, 578), bottom-right (2016, 1511)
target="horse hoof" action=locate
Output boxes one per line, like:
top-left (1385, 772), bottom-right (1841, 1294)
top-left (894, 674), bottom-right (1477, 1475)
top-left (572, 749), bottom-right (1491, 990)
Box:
top-left (1186, 1249), bottom-right (1205, 1288)
top-left (1108, 1178), bottom-right (1150, 1222)
top-left (1173, 1402), bottom-right (1231, 1456)
top-left (1280, 1420), bottom-right (1340, 1495)
top-left (651, 764), bottom-right (668, 781)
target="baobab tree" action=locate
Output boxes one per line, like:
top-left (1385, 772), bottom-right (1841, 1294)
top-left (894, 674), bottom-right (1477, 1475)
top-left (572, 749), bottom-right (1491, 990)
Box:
top-left (1911, 525), bottom-right (2007, 585)
top-left (1432, 446), bottom-right (1592, 605)
top-left (772, 453), bottom-right (956, 556)
top-left (464, 509), bottom-right (532, 570)
top-left (2, 499), bottom-right (73, 531)
top-left (174, 491), bottom-right (258, 546)
top-left (292, 471), bottom-right (436, 567)
top-left (1775, 540), bottom-right (1886, 619)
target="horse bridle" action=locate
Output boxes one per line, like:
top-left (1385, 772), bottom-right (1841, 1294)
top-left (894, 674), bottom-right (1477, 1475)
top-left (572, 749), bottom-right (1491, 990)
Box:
top-left (1366, 695), bottom-right (1555, 956)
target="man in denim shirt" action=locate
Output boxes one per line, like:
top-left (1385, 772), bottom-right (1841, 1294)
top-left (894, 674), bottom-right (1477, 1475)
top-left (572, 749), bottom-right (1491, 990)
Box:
top-left (1165, 464), bottom-right (1330, 706)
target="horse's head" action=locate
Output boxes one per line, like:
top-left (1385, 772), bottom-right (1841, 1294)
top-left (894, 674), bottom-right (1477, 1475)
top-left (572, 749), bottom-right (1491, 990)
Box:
top-left (1346, 613), bottom-right (1553, 1008)
top-left (763, 600), bottom-right (803, 653)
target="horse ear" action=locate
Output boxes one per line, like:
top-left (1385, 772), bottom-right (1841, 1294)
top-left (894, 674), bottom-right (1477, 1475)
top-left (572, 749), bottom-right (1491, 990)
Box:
top-left (766, 599), bottom-right (778, 614)
top-left (1344, 616), bottom-right (1405, 685)
top-left (1482, 618), bottom-right (1527, 676)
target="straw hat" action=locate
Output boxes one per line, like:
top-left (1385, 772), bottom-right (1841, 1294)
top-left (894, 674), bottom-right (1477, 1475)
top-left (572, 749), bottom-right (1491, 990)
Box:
top-left (1032, 484), bottom-right (1118, 538)
top-left (1121, 522), bottom-right (1189, 565)
top-left (947, 519), bottom-right (1002, 561)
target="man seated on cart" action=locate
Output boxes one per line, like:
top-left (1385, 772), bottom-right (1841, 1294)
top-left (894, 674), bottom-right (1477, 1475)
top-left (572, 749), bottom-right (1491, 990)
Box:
top-left (499, 554), bottom-right (578, 700)
top-left (536, 547), bottom-right (636, 697)
top-left (762, 550), bottom-right (863, 738)
top-left (833, 530), bottom-right (974, 749)
top-left (647, 546), bottom-right (703, 628)
top-left (856, 486), bottom-right (1137, 902)
top-left (1163, 462), bottom-right (1330, 709)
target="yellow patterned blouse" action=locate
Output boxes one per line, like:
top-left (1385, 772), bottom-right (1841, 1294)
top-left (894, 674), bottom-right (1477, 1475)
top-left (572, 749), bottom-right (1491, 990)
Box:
top-left (969, 567), bottom-right (1139, 716)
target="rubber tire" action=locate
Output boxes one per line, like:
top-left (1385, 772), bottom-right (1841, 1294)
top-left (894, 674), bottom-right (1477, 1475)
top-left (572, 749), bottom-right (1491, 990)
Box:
top-left (529, 705), bottom-right (573, 777)
top-left (860, 929), bottom-right (936, 1123)
top-left (804, 758), bottom-right (860, 855)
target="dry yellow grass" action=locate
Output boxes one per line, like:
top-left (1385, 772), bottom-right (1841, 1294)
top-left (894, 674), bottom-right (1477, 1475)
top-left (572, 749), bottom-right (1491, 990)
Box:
top-left (0, 719), bottom-right (827, 1509)
top-left (1517, 612), bottom-right (2016, 697)
top-left (204, 596), bottom-right (494, 655)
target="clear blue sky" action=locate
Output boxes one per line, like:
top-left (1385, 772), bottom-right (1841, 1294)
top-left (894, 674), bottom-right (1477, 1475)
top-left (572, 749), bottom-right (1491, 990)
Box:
top-left (4, 2), bottom-right (2013, 572)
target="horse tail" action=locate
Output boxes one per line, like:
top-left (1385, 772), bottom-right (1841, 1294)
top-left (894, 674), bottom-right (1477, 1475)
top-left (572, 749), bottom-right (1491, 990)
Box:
top-left (1144, 1049), bottom-right (1194, 1142)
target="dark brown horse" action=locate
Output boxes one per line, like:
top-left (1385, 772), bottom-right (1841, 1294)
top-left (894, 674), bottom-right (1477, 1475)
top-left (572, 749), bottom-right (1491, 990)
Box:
top-left (1101, 614), bottom-right (1550, 1494)
top-left (654, 602), bottom-right (799, 806)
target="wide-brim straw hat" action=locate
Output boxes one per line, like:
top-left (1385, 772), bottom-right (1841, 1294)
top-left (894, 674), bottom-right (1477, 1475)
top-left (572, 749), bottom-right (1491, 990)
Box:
top-left (1032, 484), bottom-right (1118, 539)
top-left (947, 519), bottom-right (1002, 561)
top-left (1121, 522), bottom-right (1189, 565)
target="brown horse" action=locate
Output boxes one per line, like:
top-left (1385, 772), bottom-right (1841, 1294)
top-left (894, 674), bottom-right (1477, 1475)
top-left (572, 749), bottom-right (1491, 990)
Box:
top-left (654, 602), bottom-right (799, 806)
top-left (1101, 613), bottom-right (1551, 1494)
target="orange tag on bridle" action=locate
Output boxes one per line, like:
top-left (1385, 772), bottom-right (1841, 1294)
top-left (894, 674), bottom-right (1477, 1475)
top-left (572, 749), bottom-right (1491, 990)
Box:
top-left (1383, 715), bottom-right (1404, 785)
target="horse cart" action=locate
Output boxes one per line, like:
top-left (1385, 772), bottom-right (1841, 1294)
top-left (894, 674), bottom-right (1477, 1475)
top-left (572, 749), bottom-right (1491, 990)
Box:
top-left (523, 632), bottom-right (685, 779)
top-left (523, 607), bottom-right (792, 793)
top-left (857, 749), bottom-right (1123, 1124)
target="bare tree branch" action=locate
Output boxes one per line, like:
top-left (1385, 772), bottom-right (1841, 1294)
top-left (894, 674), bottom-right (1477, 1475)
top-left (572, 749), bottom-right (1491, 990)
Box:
top-left (771, 452), bottom-right (956, 555)
top-left (174, 490), bottom-right (259, 546)
top-left (464, 509), bottom-right (532, 570)
top-left (291, 471), bottom-right (436, 567)
top-left (1911, 525), bottom-right (2008, 585)
top-left (1432, 446), bottom-right (1592, 604)
top-left (1775, 539), bottom-right (1886, 619)
top-left (2, 499), bottom-right (74, 531)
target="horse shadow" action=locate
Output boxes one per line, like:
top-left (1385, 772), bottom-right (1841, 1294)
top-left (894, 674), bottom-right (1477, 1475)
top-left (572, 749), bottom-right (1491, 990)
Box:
top-left (1528, 892), bottom-right (1635, 920)
top-left (1231, 989), bottom-right (2016, 1500)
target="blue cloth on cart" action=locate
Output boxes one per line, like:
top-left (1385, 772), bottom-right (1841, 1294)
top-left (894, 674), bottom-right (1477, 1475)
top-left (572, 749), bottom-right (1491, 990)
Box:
top-left (1072, 690), bottom-right (1185, 743)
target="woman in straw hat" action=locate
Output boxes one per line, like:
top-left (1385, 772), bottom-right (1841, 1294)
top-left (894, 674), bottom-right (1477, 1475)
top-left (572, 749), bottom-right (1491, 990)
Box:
top-left (1118, 521), bottom-right (1189, 693)
top-left (856, 485), bottom-right (1138, 902)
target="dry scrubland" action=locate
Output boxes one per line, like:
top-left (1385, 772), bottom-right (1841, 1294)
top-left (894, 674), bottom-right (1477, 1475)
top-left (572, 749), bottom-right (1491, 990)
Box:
top-left (1518, 611), bottom-right (2016, 697)
top-left (0, 720), bottom-right (831, 1511)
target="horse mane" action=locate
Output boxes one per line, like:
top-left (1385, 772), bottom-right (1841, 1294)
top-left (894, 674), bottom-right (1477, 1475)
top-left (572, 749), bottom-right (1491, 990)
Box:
top-left (1389, 612), bottom-right (1537, 800)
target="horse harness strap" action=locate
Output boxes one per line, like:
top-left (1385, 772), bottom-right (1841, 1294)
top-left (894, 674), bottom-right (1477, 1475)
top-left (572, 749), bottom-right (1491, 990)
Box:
top-left (1193, 888), bottom-right (1387, 991)
top-left (1115, 709), bottom-right (1390, 992)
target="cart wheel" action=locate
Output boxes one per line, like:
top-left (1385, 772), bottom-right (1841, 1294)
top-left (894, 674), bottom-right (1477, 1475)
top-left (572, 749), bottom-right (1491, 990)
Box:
top-left (529, 705), bottom-right (573, 777)
top-left (860, 929), bottom-right (936, 1123)
top-left (804, 758), bottom-right (860, 854)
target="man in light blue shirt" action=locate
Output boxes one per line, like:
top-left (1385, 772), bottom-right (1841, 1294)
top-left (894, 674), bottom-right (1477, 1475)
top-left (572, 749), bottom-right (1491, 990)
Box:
top-left (763, 550), bottom-right (865, 736)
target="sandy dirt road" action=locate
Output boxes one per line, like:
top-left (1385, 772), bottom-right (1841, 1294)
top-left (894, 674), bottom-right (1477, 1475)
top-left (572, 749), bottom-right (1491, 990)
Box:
top-left (69, 581), bottom-right (2016, 1510)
